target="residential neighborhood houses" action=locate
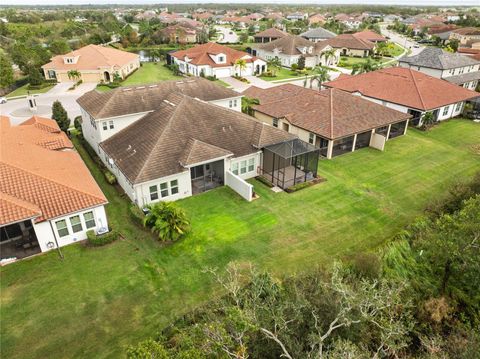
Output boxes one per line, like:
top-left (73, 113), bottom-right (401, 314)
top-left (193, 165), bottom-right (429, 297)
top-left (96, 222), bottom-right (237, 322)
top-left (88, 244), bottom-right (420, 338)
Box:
top-left (1, 4), bottom-right (480, 358)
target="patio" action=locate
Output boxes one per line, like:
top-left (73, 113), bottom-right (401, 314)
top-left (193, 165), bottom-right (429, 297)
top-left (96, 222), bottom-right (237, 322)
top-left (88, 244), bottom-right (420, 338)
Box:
top-left (1, 220), bottom-right (41, 260)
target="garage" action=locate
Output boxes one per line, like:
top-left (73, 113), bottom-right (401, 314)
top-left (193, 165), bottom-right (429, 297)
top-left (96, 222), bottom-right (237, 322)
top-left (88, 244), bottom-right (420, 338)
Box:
top-left (214, 67), bottom-right (232, 78)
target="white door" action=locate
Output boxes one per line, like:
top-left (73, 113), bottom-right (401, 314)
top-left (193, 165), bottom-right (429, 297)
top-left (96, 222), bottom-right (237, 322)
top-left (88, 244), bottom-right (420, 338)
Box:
top-left (215, 67), bottom-right (232, 78)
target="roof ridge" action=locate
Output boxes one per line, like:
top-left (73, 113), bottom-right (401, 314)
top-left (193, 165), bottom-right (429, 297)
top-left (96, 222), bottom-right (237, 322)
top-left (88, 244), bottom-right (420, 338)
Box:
top-left (408, 69), bottom-right (427, 110)
top-left (329, 89), bottom-right (334, 138)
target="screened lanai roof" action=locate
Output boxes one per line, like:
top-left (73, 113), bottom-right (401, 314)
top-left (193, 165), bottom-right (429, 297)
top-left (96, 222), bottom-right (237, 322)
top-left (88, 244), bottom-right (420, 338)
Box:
top-left (264, 138), bottom-right (318, 159)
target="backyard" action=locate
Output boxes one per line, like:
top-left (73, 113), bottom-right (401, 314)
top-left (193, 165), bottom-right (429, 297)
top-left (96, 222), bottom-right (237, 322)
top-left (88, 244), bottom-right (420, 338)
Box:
top-left (1, 120), bottom-right (479, 358)
top-left (259, 66), bottom-right (315, 82)
top-left (337, 55), bottom-right (392, 69)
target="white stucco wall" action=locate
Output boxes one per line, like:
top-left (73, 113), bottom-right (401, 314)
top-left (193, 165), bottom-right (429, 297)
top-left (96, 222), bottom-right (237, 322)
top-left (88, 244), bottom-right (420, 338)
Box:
top-left (227, 152), bottom-right (261, 180)
top-left (134, 171), bottom-right (192, 207)
top-left (225, 170), bottom-right (253, 201)
top-left (210, 96), bottom-right (242, 112)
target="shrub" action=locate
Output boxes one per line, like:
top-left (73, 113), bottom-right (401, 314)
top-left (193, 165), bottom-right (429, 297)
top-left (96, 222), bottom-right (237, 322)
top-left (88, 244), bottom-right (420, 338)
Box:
top-left (285, 181), bottom-right (312, 193)
top-left (104, 170), bottom-right (117, 185)
top-left (74, 116), bottom-right (82, 133)
top-left (129, 205), bottom-right (145, 227)
top-left (350, 252), bottom-right (381, 279)
top-left (86, 229), bottom-right (119, 246)
top-left (255, 176), bottom-right (274, 188)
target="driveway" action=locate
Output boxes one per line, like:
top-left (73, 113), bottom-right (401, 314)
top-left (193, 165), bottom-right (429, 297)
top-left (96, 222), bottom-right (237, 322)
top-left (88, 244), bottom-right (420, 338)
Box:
top-left (0, 82), bottom-right (96, 125)
top-left (215, 26), bottom-right (239, 44)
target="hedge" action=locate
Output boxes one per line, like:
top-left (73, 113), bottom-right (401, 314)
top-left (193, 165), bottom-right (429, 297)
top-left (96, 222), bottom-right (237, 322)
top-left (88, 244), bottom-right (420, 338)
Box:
top-left (129, 205), bottom-right (145, 227)
top-left (104, 170), bottom-right (117, 185)
top-left (86, 229), bottom-right (119, 246)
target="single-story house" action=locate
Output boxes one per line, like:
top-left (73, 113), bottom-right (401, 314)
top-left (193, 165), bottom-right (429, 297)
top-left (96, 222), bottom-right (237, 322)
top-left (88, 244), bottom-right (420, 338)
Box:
top-left (300, 27), bottom-right (336, 43)
top-left (242, 84), bottom-right (411, 159)
top-left (77, 78), bottom-right (244, 153)
top-left (449, 27), bottom-right (480, 46)
top-left (322, 34), bottom-right (375, 57)
top-left (398, 47), bottom-right (480, 90)
top-left (308, 14), bottom-right (326, 25)
top-left (252, 34), bottom-right (340, 68)
top-left (169, 42), bottom-right (267, 78)
top-left (158, 24), bottom-right (198, 44)
top-left (42, 44), bottom-right (140, 83)
top-left (352, 30), bottom-right (387, 43)
top-left (0, 115), bottom-right (108, 262)
top-left (323, 67), bottom-right (480, 126)
top-left (99, 92), bottom-right (319, 205)
top-left (253, 28), bottom-right (288, 43)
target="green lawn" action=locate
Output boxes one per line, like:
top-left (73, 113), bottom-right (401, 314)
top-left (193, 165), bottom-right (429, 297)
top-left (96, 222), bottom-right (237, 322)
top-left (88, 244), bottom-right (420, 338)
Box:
top-left (385, 42), bottom-right (405, 57)
top-left (338, 55), bottom-right (391, 69)
top-left (6, 84), bottom-right (55, 98)
top-left (1, 120), bottom-right (479, 358)
top-left (259, 67), bottom-right (314, 82)
top-left (122, 63), bottom-right (181, 86)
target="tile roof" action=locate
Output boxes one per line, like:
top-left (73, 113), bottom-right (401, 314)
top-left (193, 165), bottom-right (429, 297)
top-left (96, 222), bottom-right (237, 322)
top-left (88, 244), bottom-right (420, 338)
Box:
top-left (323, 34), bottom-right (375, 50)
top-left (77, 77), bottom-right (239, 119)
top-left (452, 27), bottom-right (480, 36)
top-left (100, 94), bottom-right (294, 184)
top-left (323, 67), bottom-right (480, 111)
top-left (0, 116), bottom-right (107, 225)
top-left (170, 42), bottom-right (260, 67)
top-left (242, 84), bottom-right (411, 140)
top-left (254, 28), bottom-right (288, 39)
top-left (352, 30), bottom-right (387, 42)
top-left (399, 47), bottom-right (480, 69)
top-left (444, 71), bottom-right (480, 85)
top-left (253, 34), bottom-right (328, 55)
top-left (300, 27), bottom-right (336, 39)
top-left (42, 44), bottom-right (139, 71)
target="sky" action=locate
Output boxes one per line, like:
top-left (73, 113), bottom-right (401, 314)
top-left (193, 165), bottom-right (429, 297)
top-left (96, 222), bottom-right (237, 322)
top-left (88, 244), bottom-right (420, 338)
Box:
top-left (2, 0), bottom-right (479, 6)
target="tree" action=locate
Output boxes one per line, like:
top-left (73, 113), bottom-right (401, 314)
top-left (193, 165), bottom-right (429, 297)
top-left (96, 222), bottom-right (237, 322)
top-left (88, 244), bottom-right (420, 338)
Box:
top-left (351, 58), bottom-right (379, 75)
top-left (375, 42), bottom-right (389, 57)
top-left (239, 32), bottom-right (249, 44)
top-left (446, 39), bottom-right (459, 52)
top-left (323, 48), bottom-right (337, 66)
top-left (309, 66), bottom-right (330, 91)
top-left (67, 70), bottom-right (81, 82)
top-left (113, 72), bottom-right (122, 83)
top-left (143, 201), bottom-right (190, 242)
top-left (27, 66), bottom-right (44, 86)
top-left (421, 111), bottom-right (435, 129)
top-left (49, 39), bottom-right (71, 55)
top-left (51, 100), bottom-right (70, 133)
top-left (267, 56), bottom-right (281, 76)
top-left (0, 54), bottom-right (15, 88)
top-left (297, 56), bottom-right (306, 70)
top-left (241, 96), bottom-right (259, 116)
top-left (234, 58), bottom-right (247, 77)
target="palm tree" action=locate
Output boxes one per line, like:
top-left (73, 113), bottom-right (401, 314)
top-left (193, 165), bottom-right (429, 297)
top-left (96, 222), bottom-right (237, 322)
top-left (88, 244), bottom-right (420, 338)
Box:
top-left (241, 96), bottom-right (259, 116)
top-left (309, 66), bottom-right (330, 91)
top-left (143, 202), bottom-right (190, 242)
top-left (235, 59), bottom-right (247, 77)
top-left (322, 49), bottom-right (337, 66)
top-left (421, 111), bottom-right (435, 130)
top-left (267, 56), bottom-right (281, 77)
top-left (351, 58), bottom-right (379, 75)
top-left (67, 69), bottom-right (81, 81)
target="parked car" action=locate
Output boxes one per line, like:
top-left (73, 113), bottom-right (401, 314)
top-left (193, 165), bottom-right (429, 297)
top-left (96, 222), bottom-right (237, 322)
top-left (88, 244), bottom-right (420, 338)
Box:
top-left (0, 97), bottom-right (7, 104)
top-left (413, 44), bottom-right (420, 48)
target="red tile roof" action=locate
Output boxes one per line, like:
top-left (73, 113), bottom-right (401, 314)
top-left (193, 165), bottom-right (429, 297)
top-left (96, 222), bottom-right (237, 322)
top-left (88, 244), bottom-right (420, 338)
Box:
top-left (323, 34), bottom-right (375, 50)
top-left (323, 67), bottom-right (480, 111)
top-left (352, 30), bottom-right (386, 42)
top-left (0, 116), bottom-right (107, 225)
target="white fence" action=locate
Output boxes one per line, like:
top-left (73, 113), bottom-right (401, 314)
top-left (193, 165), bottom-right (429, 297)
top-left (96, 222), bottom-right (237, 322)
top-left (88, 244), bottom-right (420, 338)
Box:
top-left (225, 170), bottom-right (253, 202)
top-left (369, 133), bottom-right (386, 151)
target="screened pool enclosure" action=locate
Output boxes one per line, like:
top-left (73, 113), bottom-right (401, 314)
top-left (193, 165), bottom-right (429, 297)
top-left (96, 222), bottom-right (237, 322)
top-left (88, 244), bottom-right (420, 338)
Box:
top-left (261, 139), bottom-right (320, 189)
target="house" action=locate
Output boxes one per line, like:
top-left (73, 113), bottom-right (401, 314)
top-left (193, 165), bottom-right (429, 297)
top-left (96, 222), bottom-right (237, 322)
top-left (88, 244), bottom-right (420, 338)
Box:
top-left (398, 47), bottom-right (480, 90)
top-left (449, 27), bottom-right (480, 46)
top-left (158, 24), bottom-right (198, 44)
top-left (352, 30), bottom-right (386, 43)
top-left (427, 24), bottom-right (459, 43)
top-left (253, 28), bottom-right (288, 43)
top-left (323, 34), bottom-right (375, 57)
top-left (0, 116), bottom-right (108, 262)
top-left (42, 44), bottom-right (140, 83)
top-left (286, 12), bottom-right (308, 21)
top-left (242, 84), bottom-right (411, 159)
top-left (98, 92), bottom-right (318, 204)
top-left (308, 14), bottom-right (326, 25)
top-left (334, 14), bottom-right (363, 29)
top-left (300, 27), bottom-right (336, 43)
top-left (252, 34), bottom-right (340, 68)
top-left (169, 42), bottom-right (267, 78)
top-left (77, 78), bottom-right (244, 154)
top-left (323, 67), bottom-right (479, 126)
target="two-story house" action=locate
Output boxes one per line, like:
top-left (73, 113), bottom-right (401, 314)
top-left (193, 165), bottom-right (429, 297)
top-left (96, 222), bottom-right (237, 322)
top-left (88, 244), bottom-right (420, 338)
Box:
top-left (398, 47), bottom-right (480, 90)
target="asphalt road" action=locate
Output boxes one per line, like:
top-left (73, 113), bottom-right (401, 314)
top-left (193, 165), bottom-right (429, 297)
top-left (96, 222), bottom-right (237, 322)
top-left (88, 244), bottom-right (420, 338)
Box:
top-left (215, 25), bottom-right (239, 44)
top-left (381, 25), bottom-right (425, 57)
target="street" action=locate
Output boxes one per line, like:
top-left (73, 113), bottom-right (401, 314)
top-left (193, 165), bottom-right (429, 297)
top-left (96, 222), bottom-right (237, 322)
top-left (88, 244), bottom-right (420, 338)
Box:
top-left (381, 24), bottom-right (425, 57)
top-left (215, 25), bottom-right (239, 43)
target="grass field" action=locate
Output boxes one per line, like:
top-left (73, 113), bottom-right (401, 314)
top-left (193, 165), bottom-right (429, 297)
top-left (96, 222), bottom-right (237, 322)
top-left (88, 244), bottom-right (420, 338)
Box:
top-left (338, 55), bottom-right (391, 69)
top-left (385, 42), bottom-right (405, 57)
top-left (6, 84), bottom-right (55, 98)
top-left (259, 67), bottom-right (314, 82)
top-left (1, 120), bottom-right (479, 359)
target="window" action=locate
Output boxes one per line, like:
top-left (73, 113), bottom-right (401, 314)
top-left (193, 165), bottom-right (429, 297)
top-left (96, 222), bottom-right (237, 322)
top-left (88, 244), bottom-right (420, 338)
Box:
top-left (218, 56), bottom-right (224, 62)
top-left (55, 219), bottom-right (69, 238)
top-left (170, 180), bottom-right (179, 195)
top-left (442, 106), bottom-right (450, 116)
top-left (455, 102), bottom-right (462, 112)
top-left (308, 132), bottom-right (315, 145)
top-left (240, 160), bottom-right (247, 174)
top-left (160, 182), bottom-right (169, 197)
top-left (102, 121), bottom-right (107, 130)
top-left (109, 120), bottom-right (114, 129)
top-left (83, 211), bottom-right (96, 229)
top-left (272, 118), bottom-right (278, 127)
top-left (248, 158), bottom-right (255, 172)
top-left (231, 162), bottom-right (239, 175)
top-left (234, 99), bottom-right (237, 107)
top-left (70, 215), bottom-right (83, 233)
top-left (229, 100), bottom-right (233, 108)
top-left (150, 185), bottom-right (158, 201)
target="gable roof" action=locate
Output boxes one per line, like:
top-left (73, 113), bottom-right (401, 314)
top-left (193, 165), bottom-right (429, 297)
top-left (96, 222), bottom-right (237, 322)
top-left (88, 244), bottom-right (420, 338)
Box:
top-left (242, 84), bottom-right (411, 140)
top-left (0, 116), bottom-right (107, 225)
top-left (352, 30), bottom-right (386, 42)
top-left (323, 67), bottom-right (479, 111)
top-left (399, 47), bottom-right (480, 69)
top-left (100, 94), bottom-right (294, 184)
top-left (254, 28), bottom-right (288, 39)
top-left (170, 42), bottom-right (259, 67)
top-left (253, 34), bottom-right (326, 56)
top-left (77, 77), bottom-right (239, 119)
top-left (300, 27), bottom-right (336, 39)
top-left (42, 44), bottom-right (139, 71)
top-left (323, 34), bottom-right (375, 50)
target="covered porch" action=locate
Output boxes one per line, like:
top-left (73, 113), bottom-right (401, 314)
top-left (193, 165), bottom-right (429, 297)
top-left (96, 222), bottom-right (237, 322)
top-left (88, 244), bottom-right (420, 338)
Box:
top-left (190, 159), bottom-right (225, 195)
top-left (261, 139), bottom-right (320, 189)
top-left (1, 220), bottom-right (41, 261)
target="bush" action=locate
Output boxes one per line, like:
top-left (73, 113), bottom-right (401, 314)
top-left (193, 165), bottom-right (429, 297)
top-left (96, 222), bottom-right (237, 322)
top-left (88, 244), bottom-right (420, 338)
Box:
top-left (255, 176), bottom-right (274, 188)
top-left (74, 116), bottom-right (82, 133)
top-left (86, 229), bottom-right (119, 246)
top-left (129, 205), bottom-right (145, 227)
top-left (285, 181), bottom-right (313, 193)
top-left (104, 170), bottom-right (117, 185)
top-left (350, 252), bottom-right (381, 279)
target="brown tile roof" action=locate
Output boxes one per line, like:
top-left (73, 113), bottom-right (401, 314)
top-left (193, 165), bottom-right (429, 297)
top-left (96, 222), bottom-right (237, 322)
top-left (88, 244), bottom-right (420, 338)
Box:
top-left (323, 67), bottom-right (480, 111)
top-left (452, 27), bottom-right (480, 36)
top-left (100, 94), bottom-right (294, 184)
top-left (242, 84), bottom-right (411, 140)
top-left (253, 34), bottom-right (328, 55)
top-left (77, 77), bottom-right (240, 119)
top-left (254, 28), bottom-right (288, 39)
top-left (323, 34), bottom-right (375, 50)
top-left (170, 42), bottom-right (260, 67)
top-left (352, 30), bottom-right (386, 42)
top-left (42, 44), bottom-right (139, 71)
top-left (0, 116), bottom-right (107, 225)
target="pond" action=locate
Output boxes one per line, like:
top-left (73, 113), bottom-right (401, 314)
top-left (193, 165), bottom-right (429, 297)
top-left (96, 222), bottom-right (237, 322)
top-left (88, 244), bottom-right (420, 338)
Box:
top-left (131, 48), bottom-right (178, 62)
